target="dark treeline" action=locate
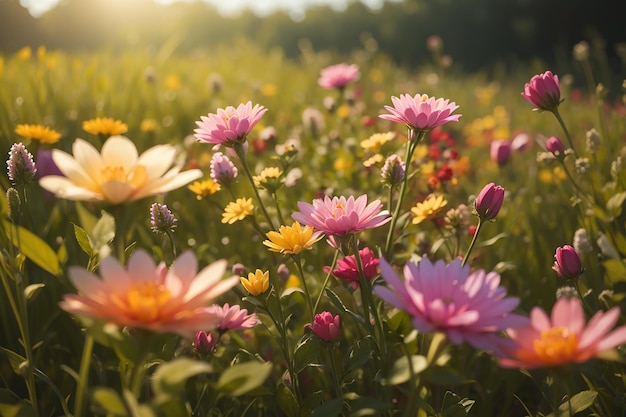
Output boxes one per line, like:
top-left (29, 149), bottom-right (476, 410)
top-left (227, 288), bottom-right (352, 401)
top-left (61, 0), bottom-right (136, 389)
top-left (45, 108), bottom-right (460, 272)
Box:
top-left (1, 0), bottom-right (625, 73)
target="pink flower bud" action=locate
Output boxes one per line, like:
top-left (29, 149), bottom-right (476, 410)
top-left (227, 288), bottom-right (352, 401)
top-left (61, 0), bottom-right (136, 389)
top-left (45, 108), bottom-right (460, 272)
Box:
top-left (546, 136), bottom-right (565, 157)
top-left (552, 245), bottom-right (583, 279)
top-left (521, 71), bottom-right (561, 111)
top-left (306, 311), bottom-right (341, 342)
top-left (194, 331), bottom-right (218, 354)
top-left (475, 183), bottom-right (505, 221)
top-left (490, 139), bottom-right (512, 166)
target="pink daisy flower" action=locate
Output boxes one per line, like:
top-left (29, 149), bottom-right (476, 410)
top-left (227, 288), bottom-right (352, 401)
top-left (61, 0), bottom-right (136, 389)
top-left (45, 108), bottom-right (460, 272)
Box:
top-left (292, 195), bottom-right (391, 236)
top-left (60, 250), bottom-right (239, 338)
top-left (375, 257), bottom-right (527, 353)
top-left (318, 63), bottom-right (360, 90)
top-left (498, 297), bottom-right (626, 369)
top-left (207, 303), bottom-right (258, 331)
top-left (379, 94), bottom-right (461, 132)
top-left (194, 101), bottom-right (267, 146)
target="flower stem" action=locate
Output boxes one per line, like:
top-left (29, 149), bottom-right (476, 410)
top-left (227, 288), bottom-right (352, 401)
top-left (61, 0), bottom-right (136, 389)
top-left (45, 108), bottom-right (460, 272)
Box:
top-left (74, 334), bottom-right (94, 417)
top-left (233, 143), bottom-right (276, 230)
top-left (313, 249), bottom-right (340, 314)
top-left (551, 108), bottom-right (577, 156)
top-left (384, 129), bottom-right (426, 258)
top-left (462, 219), bottom-right (483, 267)
top-left (292, 254), bottom-right (314, 321)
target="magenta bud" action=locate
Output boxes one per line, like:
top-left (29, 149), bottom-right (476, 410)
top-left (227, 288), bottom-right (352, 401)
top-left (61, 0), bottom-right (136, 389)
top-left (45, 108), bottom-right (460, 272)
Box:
top-left (490, 139), bottom-right (512, 166)
top-left (546, 136), bottom-right (565, 157)
top-left (521, 71), bottom-right (561, 111)
top-left (306, 311), bottom-right (341, 342)
top-left (552, 245), bottom-right (583, 279)
top-left (475, 183), bottom-right (505, 221)
top-left (194, 331), bottom-right (218, 354)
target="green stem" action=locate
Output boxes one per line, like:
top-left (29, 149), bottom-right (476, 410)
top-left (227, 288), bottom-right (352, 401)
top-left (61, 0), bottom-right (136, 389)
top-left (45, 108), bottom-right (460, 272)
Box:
top-left (292, 254), bottom-right (314, 321)
top-left (74, 334), bottom-right (94, 417)
top-left (272, 192), bottom-right (286, 226)
top-left (384, 129), bottom-right (426, 258)
top-left (313, 249), bottom-right (340, 314)
top-left (233, 142), bottom-right (276, 230)
top-left (462, 219), bottom-right (483, 267)
top-left (326, 344), bottom-right (343, 398)
top-left (551, 108), bottom-right (577, 156)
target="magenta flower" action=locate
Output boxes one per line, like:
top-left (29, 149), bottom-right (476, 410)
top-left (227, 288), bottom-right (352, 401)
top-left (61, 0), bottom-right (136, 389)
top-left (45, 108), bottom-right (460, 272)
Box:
top-left (375, 257), bottom-right (527, 353)
top-left (194, 330), bottom-right (218, 354)
top-left (546, 136), bottom-right (565, 157)
top-left (490, 139), bottom-right (512, 166)
top-left (475, 183), bottom-right (505, 221)
top-left (326, 247), bottom-right (379, 289)
top-left (194, 101), bottom-right (267, 146)
top-left (292, 195), bottom-right (391, 236)
top-left (306, 311), bottom-right (341, 342)
top-left (207, 303), bottom-right (258, 331)
top-left (498, 297), bottom-right (626, 368)
top-left (379, 94), bottom-right (461, 132)
top-left (552, 245), bottom-right (583, 279)
top-left (318, 63), bottom-right (360, 90)
top-left (521, 71), bottom-right (561, 111)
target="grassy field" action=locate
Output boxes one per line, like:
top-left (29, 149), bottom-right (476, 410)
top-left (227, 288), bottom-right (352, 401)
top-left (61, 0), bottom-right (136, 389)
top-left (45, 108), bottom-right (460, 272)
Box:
top-left (1, 39), bottom-right (625, 416)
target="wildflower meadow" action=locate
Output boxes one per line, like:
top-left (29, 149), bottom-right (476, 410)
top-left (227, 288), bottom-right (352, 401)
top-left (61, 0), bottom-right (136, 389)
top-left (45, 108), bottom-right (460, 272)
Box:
top-left (1, 34), bottom-right (626, 417)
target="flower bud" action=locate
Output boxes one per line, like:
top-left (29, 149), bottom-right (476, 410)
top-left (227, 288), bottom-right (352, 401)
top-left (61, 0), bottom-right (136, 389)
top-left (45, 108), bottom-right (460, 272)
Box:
top-left (521, 71), bottom-right (561, 112)
top-left (6, 187), bottom-right (21, 224)
top-left (210, 152), bottom-right (238, 186)
top-left (306, 311), bottom-right (341, 342)
top-left (474, 183), bottom-right (505, 221)
top-left (194, 331), bottom-right (218, 354)
top-left (490, 139), bottom-right (512, 166)
top-left (552, 245), bottom-right (583, 279)
top-left (149, 203), bottom-right (177, 234)
top-left (7, 142), bottom-right (37, 186)
top-left (380, 154), bottom-right (405, 186)
top-left (573, 228), bottom-right (593, 256)
top-left (546, 136), bottom-right (565, 158)
top-left (585, 128), bottom-right (601, 153)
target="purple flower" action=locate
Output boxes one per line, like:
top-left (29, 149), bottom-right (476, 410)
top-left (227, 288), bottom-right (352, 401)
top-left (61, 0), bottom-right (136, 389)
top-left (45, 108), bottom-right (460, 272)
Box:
top-left (318, 63), bottom-right (360, 90)
top-left (194, 330), bottom-right (218, 354)
top-left (381, 154), bottom-right (405, 186)
top-left (306, 311), bottom-right (341, 342)
top-left (150, 202), bottom-right (177, 234)
top-left (552, 245), bottom-right (583, 279)
top-left (292, 195), bottom-right (391, 236)
top-left (210, 152), bottom-right (238, 186)
top-left (194, 101), bottom-right (267, 146)
top-left (375, 257), bottom-right (528, 354)
top-left (379, 94), bottom-right (461, 132)
top-left (521, 71), bottom-right (561, 112)
top-left (475, 183), bottom-right (505, 221)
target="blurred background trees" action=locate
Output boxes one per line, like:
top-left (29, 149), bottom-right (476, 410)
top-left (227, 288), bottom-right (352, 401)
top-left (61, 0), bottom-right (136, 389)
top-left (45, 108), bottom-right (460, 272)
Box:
top-left (1, 0), bottom-right (625, 74)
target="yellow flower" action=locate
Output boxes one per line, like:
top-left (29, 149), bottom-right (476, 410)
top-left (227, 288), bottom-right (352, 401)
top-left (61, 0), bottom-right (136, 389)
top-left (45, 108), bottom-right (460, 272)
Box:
top-left (16, 46), bottom-right (31, 61)
top-left (222, 198), bottom-right (254, 224)
top-left (37, 45), bottom-right (46, 61)
top-left (164, 74), bottom-right (181, 91)
top-left (39, 136), bottom-right (202, 204)
top-left (260, 84), bottom-right (277, 97)
top-left (15, 124), bottom-right (62, 144)
top-left (337, 104), bottom-right (351, 119)
top-left (363, 153), bottom-right (384, 168)
top-left (188, 179), bottom-right (221, 200)
top-left (263, 221), bottom-right (323, 255)
top-left (253, 167), bottom-right (283, 191)
top-left (82, 117), bottom-right (128, 136)
top-left (140, 119), bottom-right (158, 133)
top-left (240, 269), bottom-right (269, 296)
top-left (360, 132), bottom-right (395, 152)
top-left (285, 274), bottom-right (300, 289)
top-left (411, 194), bottom-right (448, 225)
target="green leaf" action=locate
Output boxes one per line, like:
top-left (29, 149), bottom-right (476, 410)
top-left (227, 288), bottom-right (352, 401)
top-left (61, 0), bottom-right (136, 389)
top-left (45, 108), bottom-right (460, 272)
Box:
top-left (294, 335), bottom-right (322, 373)
top-left (606, 191), bottom-right (626, 218)
top-left (24, 283), bottom-right (45, 300)
top-left (603, 259), bottom-right (626, 284)
top-left (0, 389), bottom-right (38, 417)
top-left (73, 223), bottom-right (94, 257)
top-left (216, 361), bottom-right (272, 396)
top-left (557, 390), bottom-right (598, 416)
top-left (348, 395), bottom-right (392, 416)
top-left (384, 355), bottom-right (429, 385)
top-left (92, 210), bottom-right (116, 248)
top-left (0, 347), bottom-right (27, 375)
top-left (475, 232), bottom-right (508, 248)
top-left (4, 221), bottom-right (62, 276)
top-left (310, 397), bottom-right (343, 417)
top-left (152, 358), bottom-right (213, 398)
top-left (440, 391), bottom-right (475, 417)
top-left (343, 338), bottom-right (373, 377)
top-left (276, 383), bottom-right (300, 417)
top-left (91, 388), bottom-right (127, 416)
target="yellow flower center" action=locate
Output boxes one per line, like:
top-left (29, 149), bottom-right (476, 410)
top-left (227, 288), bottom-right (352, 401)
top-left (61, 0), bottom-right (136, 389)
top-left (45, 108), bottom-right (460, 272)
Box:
top-left (100, 165), bottom-right (147, 188)
top-left (533, 326), bottom-right (578, 363)
top-left (125, 282), bottom-right (171, 322)
top-left (332, 203), bottom-right (345, 218)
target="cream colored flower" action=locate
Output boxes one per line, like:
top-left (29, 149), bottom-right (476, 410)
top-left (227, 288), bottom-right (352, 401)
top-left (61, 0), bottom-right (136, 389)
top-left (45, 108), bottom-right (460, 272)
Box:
top-left (39, 136), bottom-right (202, 204)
